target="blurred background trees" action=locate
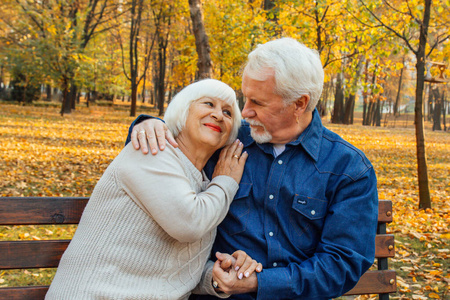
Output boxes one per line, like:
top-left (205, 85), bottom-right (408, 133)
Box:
top-left (0, 0), bottom-right (449, 207)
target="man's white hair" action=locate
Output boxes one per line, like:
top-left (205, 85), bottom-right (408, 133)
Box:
top-left (164, 79), bottom-right (241, 145)
top-left (243, 38), bottom-right (324, 111)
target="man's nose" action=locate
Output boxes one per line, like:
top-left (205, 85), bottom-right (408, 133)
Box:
top-left (241, 102), bottom-right (255, 118)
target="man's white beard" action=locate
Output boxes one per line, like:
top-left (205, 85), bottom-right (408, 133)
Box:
top-left (246, 119), bottom-right (272, 144)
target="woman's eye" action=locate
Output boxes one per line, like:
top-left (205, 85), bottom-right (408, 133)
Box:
top-left (204, 102), bottom-right (213, 107)
top-left (223, 110), bottom-right (232, 117)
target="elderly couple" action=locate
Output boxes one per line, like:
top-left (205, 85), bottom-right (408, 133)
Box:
top-left (46, 38), bottom-right (378, 300)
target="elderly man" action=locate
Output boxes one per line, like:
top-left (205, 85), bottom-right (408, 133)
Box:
top-left (126, 38), bottom-right (378, 300)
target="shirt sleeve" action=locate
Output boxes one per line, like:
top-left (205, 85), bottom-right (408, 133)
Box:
top-left (256, 167), bottom-right (378, 299)
top-left (116, 144), bottom-right (239, 243)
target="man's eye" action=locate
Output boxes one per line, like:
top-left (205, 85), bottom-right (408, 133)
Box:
top-left (251, 99), bottom-right (260, 105)
top-left (204, 102), bottom-right (213, 107)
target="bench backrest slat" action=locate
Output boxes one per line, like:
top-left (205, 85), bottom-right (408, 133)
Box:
top-left (0, 240), bottom-right (70, 269)
top-left (0, 197), bottom-right (89, 225)
top-left (0, 286), bottom-right (49, 300)
top-left (344, 270), bottom-right (397, 295)
top-left (0, 197), bottom-right (396, 299)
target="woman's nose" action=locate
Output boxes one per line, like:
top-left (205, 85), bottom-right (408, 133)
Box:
top-left (211, 109), bottom-right (223, 120)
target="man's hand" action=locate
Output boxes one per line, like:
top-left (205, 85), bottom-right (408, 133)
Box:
top-left (212, 259), bottom-right (258, 294)
top-left (130, 119), bottom-right (178, 155)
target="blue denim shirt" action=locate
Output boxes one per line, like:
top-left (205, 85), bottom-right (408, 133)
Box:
top-left (126, 109), bottom-right (378, 300)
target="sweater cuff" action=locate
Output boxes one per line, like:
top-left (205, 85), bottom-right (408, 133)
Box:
top-left (210, 175), bottom-right (239, 195)
top-left (193, 260), bottom-right (230, 298)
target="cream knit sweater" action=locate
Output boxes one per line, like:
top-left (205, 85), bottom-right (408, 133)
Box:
top-left (46, 143), bottom-right (238, 300)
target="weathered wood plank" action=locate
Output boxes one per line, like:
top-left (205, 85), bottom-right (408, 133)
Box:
top-left (0, 197), bottom-right (88, 225)
top-left (375, 234), bottom-right (395, 258)
top-left (0, 286), bottom-right (49, 300)
top-left (0, 240), bottom-right (70, 269)
top-left (344, 270), bottom-right (397, 295)
top-left (378, 200), bottom-right (393, 223)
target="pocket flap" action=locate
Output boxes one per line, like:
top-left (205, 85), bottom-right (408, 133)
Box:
top-left (292, 195), bottom-right (327, 220)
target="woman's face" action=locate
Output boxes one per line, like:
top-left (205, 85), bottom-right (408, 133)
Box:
top-left (180, 97), bottom-right (234, 151)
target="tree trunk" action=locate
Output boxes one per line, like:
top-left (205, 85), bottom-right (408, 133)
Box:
top-left (332, 73), bottom-right (344, 124)
top-left (362, 60), bottom-right (369, 125)
top-left (374, 97), bottom-right (381, 126)
top-left (69, 83), bottom-right (78, 110)
top-left (46, 85), bottom-right (52, 102)
top-left (443, 91), bottom-right (447, 131)
top-left (188, 0), bottom-right (212, 79)
top-left (343, 94), bottom-right (355, 125)
top-left (432, 87), bottom-right (442, 131)
top-left (60, 79), bottom-right (71, 116)
top-left (415, 0), bottom-right (432, 209)
top-left (131, 80), bottom-right (138, 117)
top-left (394, 58), bottom-right (405, 116)
top-left (157, 36), bottom-right (167, 116)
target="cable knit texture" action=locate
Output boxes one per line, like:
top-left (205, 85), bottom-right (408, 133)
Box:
top-left (46, 143), bottom-right (238, 300)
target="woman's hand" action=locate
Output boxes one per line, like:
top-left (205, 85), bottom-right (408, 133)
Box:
top-left (131, 119), bottom-right (178, 155)
top-left (211, 251), bottom-right (261, 294)
top-left (212, 140), bottom-right (248, 184)
top-left (215, 250), bottom-right (263, 279)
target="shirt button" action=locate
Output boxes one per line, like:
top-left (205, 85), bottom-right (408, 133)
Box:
top-left (273, 262), bottom-right (277, 267)
top-left (278, 160), bottom-right (283, 165)
top-left (269, 232), bottom-right (274, 236)
top-left (269, 194), bottom-right (274, 200)
top-left (311, 210), bottom-right (316, 215)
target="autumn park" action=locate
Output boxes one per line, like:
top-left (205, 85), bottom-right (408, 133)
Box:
top-left (0, 0), bottom-right (449, 299)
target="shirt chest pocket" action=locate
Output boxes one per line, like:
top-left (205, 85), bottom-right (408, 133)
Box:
top-left (219, 183), bottom-right (252, 236)
top-left (289, 195), bottom-right (328, 252)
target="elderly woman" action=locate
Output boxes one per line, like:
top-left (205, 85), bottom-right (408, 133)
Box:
top-left (46, 79), bottom-right (256, 300)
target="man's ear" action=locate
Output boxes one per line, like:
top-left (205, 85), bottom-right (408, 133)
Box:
top-left (294, 95), bottom-right (310, 113)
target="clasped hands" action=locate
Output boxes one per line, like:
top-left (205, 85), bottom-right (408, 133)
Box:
top-left (212, 250), bottom-right (261, 295)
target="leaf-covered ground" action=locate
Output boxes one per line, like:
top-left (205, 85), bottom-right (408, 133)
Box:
top-left (1, 104), bottom-right (449, 299)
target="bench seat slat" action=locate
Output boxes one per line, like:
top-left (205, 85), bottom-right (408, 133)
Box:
top-left (0, 197), bottom-right (88, 225)
top-left (0, 240), bottom-right (70, 269)
top-left (0, 286), bottom-right (49, 300)
top-left (344, 270), bottom-right (397, 295)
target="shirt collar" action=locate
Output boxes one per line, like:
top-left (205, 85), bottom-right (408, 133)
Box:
top-left (240, 109), bottom-right (323, 161)
top-left (287, 109), bottom-right (323, 162)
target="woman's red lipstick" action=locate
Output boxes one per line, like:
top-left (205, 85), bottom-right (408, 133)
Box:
top-left (204, 123), bottom-right (222, 132)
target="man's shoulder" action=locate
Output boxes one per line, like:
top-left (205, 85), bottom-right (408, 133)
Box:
top-left (318, 127), bottom-right (373, 181)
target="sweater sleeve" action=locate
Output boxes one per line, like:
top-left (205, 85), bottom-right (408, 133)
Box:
top-left (191, 260), bottom-right (230, 298)
top-left (116, 144), bottom-right (238, 243)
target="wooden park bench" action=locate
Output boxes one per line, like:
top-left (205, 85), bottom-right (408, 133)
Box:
top-left (0, 197), bottom-right (396, 299)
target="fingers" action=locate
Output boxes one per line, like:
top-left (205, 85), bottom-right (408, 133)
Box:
top-left (166, 130), bottom-right (179, 148)
top-left (237, 150), bottom-right (248, 165)
top-left (139, 130), bottom-right (151, 154)
top-left (216, 252), bottom-right (235, 272)
top-left (131, 128), bottom-right (140, 150)
top-left (232, 250), bottom-right (262, 279)
top-left (153, 122), bottom-right (168, 153)
top-left (132, 120), bottom-right (173, 155)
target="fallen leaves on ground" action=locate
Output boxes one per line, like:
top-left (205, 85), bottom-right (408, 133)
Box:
top-left (1, 105), bottom-right (449, 299)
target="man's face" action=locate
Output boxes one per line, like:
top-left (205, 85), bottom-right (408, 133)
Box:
top-left (241, 72), bottom-right (298, 144)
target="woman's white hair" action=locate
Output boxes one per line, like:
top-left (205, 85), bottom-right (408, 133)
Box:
top-left (243, 38), bottom-right (324, 111)
top-left (164, 79), bottom-right (241, 145)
